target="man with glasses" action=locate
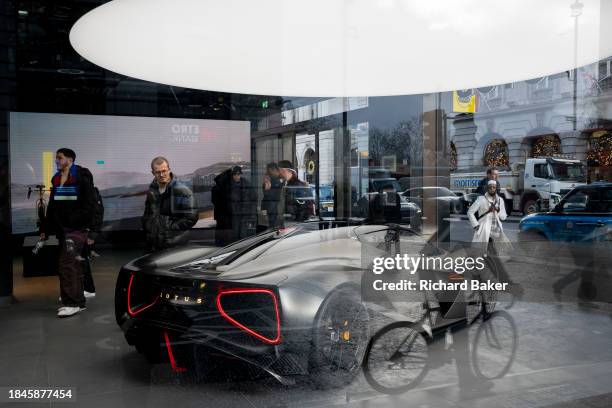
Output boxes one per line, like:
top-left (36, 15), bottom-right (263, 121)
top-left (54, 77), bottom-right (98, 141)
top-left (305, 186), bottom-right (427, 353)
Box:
top-left (142, 156), bottom-right (198, 252)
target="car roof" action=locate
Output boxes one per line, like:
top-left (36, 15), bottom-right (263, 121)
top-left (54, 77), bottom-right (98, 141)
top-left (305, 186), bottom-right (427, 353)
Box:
top-left (575, 182), bottom-right (612, 189)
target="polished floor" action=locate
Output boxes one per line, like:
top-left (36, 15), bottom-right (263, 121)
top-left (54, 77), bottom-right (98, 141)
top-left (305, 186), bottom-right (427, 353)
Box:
top-left (1, 243), bottom-right (612, 408)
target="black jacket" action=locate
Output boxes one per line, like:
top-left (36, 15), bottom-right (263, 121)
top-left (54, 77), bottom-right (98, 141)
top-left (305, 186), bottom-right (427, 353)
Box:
top-left (229, 178), bottom-right (257, 219)
top-left (261, 176), bottom-right (283, 214)
top-left (212, 169), bottom-right (257, 220)
top-left (212, 169), bottom-right (232, 224)
top-left (475, 177), bottom-right (501, 195)
top-left (42, 165), bottom-right (96, 236)
top-left (141, 175), bottom-right (198, 251)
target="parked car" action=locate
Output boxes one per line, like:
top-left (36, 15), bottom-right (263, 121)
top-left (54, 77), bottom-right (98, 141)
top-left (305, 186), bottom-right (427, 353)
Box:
top-left (115, 223), bottom-right (490, 387)
top-left (353, 179), bottom-right (422, 227)
top-left (402, 186), bottom-right (464, 215)
top-left (318, 184), bottom-right (334, 217)
top-left (519, 183), bottom-right (612, 243)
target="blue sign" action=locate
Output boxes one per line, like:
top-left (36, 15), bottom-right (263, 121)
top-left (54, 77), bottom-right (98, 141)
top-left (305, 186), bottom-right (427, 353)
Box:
top-left (453, 178), bottom-right (480, 188)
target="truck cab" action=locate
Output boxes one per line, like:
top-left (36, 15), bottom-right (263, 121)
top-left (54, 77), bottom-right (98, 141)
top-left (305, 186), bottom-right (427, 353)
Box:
top-left (522, 157), bottom-right (587, 214)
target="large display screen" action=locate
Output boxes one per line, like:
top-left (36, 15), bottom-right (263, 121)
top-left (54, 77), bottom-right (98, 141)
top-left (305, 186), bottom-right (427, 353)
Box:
top-left (10, 112), bottom-right (251, 234)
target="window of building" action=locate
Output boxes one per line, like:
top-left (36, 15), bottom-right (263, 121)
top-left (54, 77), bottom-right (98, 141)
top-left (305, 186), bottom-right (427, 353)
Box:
top-left (531, 134), bottom-right (561, 157)
top-left (450, 142), bottom-right (457, 170)
top-left (484, 139), bottom-right (509, 168)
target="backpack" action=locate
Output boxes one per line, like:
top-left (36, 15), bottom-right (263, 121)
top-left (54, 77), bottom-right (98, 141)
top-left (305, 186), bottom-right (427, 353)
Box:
top-left (91, 187), bottom-right (104, 232)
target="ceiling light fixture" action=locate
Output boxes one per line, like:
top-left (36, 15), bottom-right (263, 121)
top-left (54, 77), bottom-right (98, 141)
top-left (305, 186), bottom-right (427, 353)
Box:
top-left (70, 0), bottom-right (612, 97)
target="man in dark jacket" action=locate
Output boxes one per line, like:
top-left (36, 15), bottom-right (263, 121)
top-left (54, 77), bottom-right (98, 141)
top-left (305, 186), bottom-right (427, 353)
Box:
top-left (278, 160), bottom-right (315, 223)
top-left (142, 157), bottom-right (198, 252)
top-left (229, 166), bottom-right (257, 241)
top-left (261, 162), bottom-right (283, 229)
top-left (475, 167), bottom-right (501, 195)
top-left (212, 168), bottom-right (232, 246)
top-left (41, 148), bottom-right (96, 318)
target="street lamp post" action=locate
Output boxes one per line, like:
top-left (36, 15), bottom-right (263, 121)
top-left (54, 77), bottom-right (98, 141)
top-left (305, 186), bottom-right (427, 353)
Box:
top-left (571, 0), bottom-right (584, 132)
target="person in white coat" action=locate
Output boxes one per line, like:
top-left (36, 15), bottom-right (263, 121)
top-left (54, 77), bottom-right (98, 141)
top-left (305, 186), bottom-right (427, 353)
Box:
top-left (467, 179), bottom-right (522, 298)
top-left (468, 179), bottom-right (509, 244)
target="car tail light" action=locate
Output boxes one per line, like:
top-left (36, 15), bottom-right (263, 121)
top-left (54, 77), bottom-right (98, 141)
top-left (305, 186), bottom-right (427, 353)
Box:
top-left (216, 288), bottom-right (281, 345)
top-left (127, 273), bottom-right (158, 317)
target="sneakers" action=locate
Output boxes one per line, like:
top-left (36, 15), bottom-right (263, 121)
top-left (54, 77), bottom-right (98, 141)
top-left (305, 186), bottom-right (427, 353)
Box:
top-left (57, 306), bottom-right (86, 318)
top-left (59, 291), bottom-right (95, 302)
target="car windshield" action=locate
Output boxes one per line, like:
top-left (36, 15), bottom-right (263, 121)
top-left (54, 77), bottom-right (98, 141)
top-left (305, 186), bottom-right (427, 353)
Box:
top-left (287, 185), bottom-right (315, 199)
top-left (560, 187), bottom-right (612, 213)
top-left (550, 162), bottom-right (586, 182)
top-left (405, 187), bottom-right (455, 198)
top-left (319, 185), bottom-right (333, 200)
top-left (427, 187), bottom-right (455, 197)
top-left (371, 179), bottom-right (401, 192)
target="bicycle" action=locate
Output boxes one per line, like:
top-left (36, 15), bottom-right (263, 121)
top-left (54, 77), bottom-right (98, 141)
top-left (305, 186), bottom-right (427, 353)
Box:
top-left (27, 184), bottom-right (49, 229)
top-left (363, 300), bottom-right (517, 395)
top-left (363, 224), bottom-right (516, 394)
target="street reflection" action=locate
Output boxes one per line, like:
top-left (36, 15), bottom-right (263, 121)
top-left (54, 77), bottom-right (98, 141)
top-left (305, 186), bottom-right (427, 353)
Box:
top-left (364, 311), bottom-right (518, 396)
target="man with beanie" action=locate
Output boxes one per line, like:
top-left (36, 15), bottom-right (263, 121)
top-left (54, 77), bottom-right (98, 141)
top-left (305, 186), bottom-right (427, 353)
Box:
top-left (41, 148), bottom-right (96, 318)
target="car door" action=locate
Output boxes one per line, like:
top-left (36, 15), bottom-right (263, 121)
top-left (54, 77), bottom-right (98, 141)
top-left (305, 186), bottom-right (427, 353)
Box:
top-left (554, 188), bottom-right (609, 242)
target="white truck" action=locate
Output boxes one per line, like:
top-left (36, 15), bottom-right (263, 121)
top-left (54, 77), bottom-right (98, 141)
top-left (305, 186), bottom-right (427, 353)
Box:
top-left (451, 157), bottom-right (588, 215)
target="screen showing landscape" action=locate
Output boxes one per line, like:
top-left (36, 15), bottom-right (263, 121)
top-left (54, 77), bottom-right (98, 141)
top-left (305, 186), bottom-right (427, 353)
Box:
top-left (10, 112), bottom-right (251, 234)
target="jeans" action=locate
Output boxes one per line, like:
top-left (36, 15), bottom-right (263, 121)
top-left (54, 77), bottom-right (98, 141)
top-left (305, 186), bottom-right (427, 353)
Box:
top-left (58, 230), bottom-right (87, 308)
top-left (81, 244), bottom-right (96, 293)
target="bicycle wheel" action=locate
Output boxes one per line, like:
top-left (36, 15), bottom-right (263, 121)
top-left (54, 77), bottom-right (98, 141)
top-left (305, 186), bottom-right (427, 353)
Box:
top-left (471, 311), bottom-right (518, 380)
top-left (37, 200), bottom-right (46, 227)
top-left (363, 321), bottom-right (429, 394)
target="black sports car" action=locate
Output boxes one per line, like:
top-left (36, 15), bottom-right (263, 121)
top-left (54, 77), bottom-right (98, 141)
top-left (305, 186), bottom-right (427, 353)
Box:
top-left (115, 222), bottom-right (493, 386)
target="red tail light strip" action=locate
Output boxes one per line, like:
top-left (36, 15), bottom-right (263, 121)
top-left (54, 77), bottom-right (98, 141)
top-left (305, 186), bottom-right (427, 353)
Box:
top-left (216, 288), bottom-right (281, 345)
top-left (163, 331), bottom-right (187, 373)
top-left (127, 273), bottom-right (158, 317)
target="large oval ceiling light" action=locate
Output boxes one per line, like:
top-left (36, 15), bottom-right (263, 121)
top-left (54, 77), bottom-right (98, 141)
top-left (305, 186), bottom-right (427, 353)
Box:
top-left (70, 0), bottom-right (611, 97)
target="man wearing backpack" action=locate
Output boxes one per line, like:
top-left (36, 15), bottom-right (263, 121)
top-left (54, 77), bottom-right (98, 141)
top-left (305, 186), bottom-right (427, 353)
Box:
top-left (41, 148), bottom-right (96, 317)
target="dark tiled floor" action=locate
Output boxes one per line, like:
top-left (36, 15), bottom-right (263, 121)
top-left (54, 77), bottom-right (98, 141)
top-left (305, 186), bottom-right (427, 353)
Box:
top-left (1, 248), bottom-right (612, 408)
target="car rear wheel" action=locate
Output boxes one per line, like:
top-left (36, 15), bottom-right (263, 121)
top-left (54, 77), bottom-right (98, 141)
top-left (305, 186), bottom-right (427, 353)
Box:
top-left (308, 287), bottom-right (370, 388)
top-left (522, 199), bottom-right (537, 215)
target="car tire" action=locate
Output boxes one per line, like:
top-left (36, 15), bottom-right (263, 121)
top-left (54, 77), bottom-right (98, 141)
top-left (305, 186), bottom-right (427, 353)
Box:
top-left (308, 287), bottom-right (370, 389)
top-left (451, 201), bottom-right (462, 215)
top-left (522, 199), bottom-right (537, 215)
